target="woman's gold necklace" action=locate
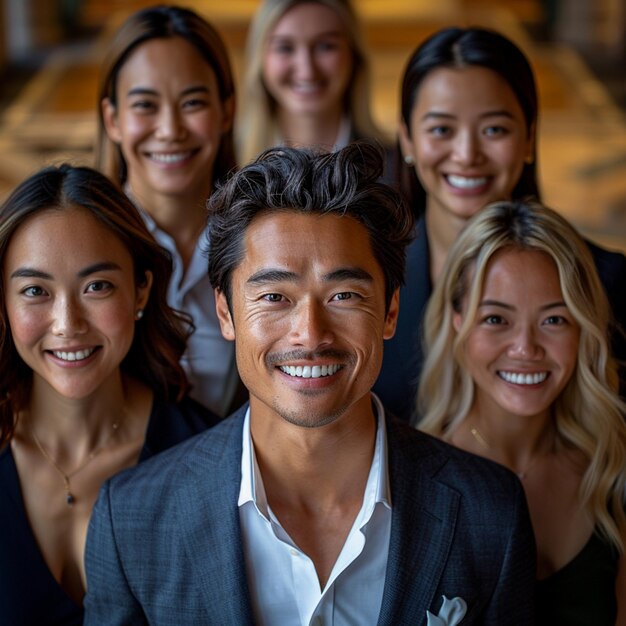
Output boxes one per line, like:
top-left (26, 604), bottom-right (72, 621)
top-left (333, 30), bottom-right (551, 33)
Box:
top-left (29, 419), bottom-right (121, 506)
top-left (469, 426), bottom-right (547, 480)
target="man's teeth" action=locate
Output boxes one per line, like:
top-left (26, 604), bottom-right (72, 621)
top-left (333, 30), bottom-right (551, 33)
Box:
top-left (499, 371), bottom-right (548, 385)
top-left (53, 348), bottom-right (95, 362)
top-left (149, 152), bottom-right (190, 164)
top-left (280, 364), bottom-right (341, 378)
top-left (446, 175), bottom-right (488, 189)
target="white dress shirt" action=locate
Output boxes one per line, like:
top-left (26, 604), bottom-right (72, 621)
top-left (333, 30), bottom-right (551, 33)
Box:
top-left (238, 394), bottom-right (392, 626)
top-left (139, 209), bottom-right (237, 416)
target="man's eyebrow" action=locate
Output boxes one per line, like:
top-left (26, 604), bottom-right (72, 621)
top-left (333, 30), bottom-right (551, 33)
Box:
top-left (246, 267), bottom-right (374, 285)
top-left (323, 268), bottom-right (373, 283)
top-left (247, 269), bottom-right (299, 284)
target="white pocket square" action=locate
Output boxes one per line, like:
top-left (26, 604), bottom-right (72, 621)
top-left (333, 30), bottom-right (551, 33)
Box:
top-left (426, 595), bottom-right (467, 626)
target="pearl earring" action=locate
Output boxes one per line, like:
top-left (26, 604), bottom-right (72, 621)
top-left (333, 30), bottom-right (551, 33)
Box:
top-left (135, 310), bottom-right (144, 320)
top-left (404, 155), bottom-right (415, 166)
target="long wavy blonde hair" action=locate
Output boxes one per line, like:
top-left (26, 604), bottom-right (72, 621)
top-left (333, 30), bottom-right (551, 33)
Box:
top-left (236, 0), bottom-right (385, 165)
top-left (418, 200), bottom-right (626, 551)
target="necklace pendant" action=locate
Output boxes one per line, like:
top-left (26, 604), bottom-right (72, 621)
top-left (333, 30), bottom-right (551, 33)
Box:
top-left (66, 492), bottom-right (75, 506)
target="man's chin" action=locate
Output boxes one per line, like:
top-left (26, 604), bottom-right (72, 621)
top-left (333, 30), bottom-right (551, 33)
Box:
top-left (273, 403), bottom-right (347, 429)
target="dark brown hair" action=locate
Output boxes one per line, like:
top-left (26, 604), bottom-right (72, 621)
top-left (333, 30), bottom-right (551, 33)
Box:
top-left (96, 4), bottom-right (236, 185)
top-left (0, 164), bottom-right (190, 445)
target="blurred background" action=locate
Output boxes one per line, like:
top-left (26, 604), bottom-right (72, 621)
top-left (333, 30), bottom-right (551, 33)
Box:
top-left (0, 0), bottom-right (624, 251)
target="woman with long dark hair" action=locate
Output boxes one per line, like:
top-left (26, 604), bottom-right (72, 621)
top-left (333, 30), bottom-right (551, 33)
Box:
top-left (0, 164), bottom-right (217, 623)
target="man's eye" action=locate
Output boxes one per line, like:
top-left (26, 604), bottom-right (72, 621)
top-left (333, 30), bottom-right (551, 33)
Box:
top-left (333, 292), bottom-right (353, 301)
top-left (263, 293), bottom-right (284, 303)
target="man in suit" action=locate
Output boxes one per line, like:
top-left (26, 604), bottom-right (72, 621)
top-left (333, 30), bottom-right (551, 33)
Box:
top-left (84, 142), bottom-right (535, 625)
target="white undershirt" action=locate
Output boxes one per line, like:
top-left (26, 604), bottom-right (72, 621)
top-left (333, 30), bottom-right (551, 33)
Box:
top-left (238, 394), bottom-right (392, 626)
top-left (136, 208), bottom-right (237, 416)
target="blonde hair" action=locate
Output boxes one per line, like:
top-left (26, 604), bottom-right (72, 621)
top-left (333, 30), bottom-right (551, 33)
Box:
top-left (418, 200), bottom-right (626, 551)
top-left (236, 0), bottom-right (385, 165)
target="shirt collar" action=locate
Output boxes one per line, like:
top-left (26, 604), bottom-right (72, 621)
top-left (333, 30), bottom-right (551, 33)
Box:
top-left (332, 116), bottom-right (352, 152)
top-left (238, 393), bottom-right (391, 514)
top-left (272, 116), bottom-right (352, 154)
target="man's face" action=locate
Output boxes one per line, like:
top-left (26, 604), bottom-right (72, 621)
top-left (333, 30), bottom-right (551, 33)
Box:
top-left (216, 211), bottom-right (399, 429)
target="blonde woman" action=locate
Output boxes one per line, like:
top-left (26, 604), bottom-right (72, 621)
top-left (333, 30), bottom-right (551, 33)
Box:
top-left (237, 0), bottom-right (386, 164)
top-left (419, 200), bottom-right (626, 625)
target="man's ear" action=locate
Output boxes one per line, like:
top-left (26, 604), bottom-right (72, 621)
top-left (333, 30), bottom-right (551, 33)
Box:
top-left (101, 97), bottom-right (122, 144)
top-left (383, 288), bottom-right (400, 340)
top-left (215, 288), bottom-right (235, 341)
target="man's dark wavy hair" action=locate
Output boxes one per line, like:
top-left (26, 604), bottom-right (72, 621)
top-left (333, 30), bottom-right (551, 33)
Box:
top-left (207, 140), bottom-right (414, 311)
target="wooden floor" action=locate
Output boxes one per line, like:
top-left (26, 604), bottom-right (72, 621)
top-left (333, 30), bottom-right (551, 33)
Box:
top-left (1, 0), bottom-right (625, 252)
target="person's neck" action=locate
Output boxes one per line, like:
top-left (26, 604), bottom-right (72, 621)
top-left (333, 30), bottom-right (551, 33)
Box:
top-left (249, 395), bottom-right (377, 509)
top-left (128, 183), bottom-right (209, 269)
top-left (24, 372), bottom-right (130, 462)
top-left (459, 401), bottom-right (555, 474)
top-left (425, 203), bottom-right (469, 285)
top-left (278, 108), bottom-right (344, 152)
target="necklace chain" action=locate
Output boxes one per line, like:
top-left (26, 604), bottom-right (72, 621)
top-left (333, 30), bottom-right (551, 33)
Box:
top-left (29, 418), bottom-right (121, 507)
top-left (469, 426), bottom-right (545, 480)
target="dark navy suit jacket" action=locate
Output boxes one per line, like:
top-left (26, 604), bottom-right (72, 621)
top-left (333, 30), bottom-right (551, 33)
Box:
top-left (84, 403), bottom-right (536, 625)
top-left (374, 216), bottom-right (626, 423)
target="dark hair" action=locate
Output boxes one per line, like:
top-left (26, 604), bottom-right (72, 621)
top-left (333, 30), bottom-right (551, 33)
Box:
top-left (0, 164), bottom-right (190, 446)
top-left (96, 4), bottom-right (236, 185)
top-left (208, 141), bottom-right (414, 309)
top-left (398, 27), bottom-right (539, 212)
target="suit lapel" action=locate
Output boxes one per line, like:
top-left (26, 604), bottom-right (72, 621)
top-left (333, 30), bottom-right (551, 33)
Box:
top-left (179, 408), bottom-right (255, 624)
top-left (377, 420), bottom-right (460, 625)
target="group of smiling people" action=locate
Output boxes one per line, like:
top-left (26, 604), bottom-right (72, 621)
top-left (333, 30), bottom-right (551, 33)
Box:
top-left (0, 1), bottom-right (625, 624)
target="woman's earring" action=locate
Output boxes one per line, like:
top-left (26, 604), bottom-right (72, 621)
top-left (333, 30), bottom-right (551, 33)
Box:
top-left (135, 309), bottom-right (144, 320)
top-left (404, 155), bottom-right (415, 166)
